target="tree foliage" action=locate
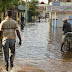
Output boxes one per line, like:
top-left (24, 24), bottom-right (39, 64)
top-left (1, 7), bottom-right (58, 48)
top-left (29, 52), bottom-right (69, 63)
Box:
top-left (0, 0), bottom-right (39, 15)
top-left (0, 0), bottom-right (13, 12)
top-left (12, 0), bottom-right (25, 6)
top-left (18, 0), bottom-right (25, 5)
top-left (30, 0), bottom-right (39, 5)
top-left (12, 0), bottom-right (20, 6)
top-left (0, 0), bottom-right (25, 12)
top-left (29, 0), bottom-right (39, 16)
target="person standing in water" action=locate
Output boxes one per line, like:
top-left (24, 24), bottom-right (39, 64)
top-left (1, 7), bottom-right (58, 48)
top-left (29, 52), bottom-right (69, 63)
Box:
top-left (0, 10), bottom-right (22, 72)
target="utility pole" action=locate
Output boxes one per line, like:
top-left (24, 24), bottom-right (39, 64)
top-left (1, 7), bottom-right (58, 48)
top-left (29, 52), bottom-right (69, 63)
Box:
top-left (25, 0), bottom-right (27, 24)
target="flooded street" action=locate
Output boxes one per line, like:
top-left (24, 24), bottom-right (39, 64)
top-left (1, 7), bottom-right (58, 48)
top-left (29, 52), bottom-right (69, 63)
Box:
top-left (1, 19), bottom-right (72, 72)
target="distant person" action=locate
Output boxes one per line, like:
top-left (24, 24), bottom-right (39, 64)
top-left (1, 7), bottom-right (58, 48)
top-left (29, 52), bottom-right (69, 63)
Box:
top-left (0, 18), bottom-right (1, 23)
top-left (38, 14), bottom-right (40, 22)
top-left (21, 15), bottom-right (24, 22)
top-left (0, 10), bottom-right (22, 72)
top-left (45, 14), bottom-right (47, 21)
top-left (20, 15), bottom-right (25, 31)
top-left (61, 18), bottom-right (71, 50)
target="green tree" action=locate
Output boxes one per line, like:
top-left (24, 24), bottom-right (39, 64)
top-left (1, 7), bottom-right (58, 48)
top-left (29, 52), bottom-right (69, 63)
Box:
top-left (29, 0), bottom-right (39, 16)
top-left (30, 0), bottom-right (39, 5)
top-left (0, 0), bottom-right (13, 12)
top-left (13, 0), bottom-right (25, 6)
top-left (18, 0), bottom-right (25, 5)
top-left (0, 0), bottom-right (25, 12)
top-left (12, 0), bottom-right (20, 6)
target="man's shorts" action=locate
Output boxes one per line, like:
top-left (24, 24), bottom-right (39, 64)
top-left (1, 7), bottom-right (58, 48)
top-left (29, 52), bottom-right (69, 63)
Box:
top-left (62, 35), bottom-right (66, 43)
top-left (62, 32), bottom-right (72, 43)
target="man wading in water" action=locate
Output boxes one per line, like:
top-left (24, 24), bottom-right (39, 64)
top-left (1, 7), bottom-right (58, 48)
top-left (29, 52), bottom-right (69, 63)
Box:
top-left (0, 10), bottom-right (22, 72)
top-left (61, 18), bottom-right (71, 50)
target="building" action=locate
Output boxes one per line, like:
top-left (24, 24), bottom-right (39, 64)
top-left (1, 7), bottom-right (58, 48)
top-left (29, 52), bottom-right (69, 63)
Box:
top-left (36, 2), bottom-right (48, 18)
top-left (48, 0), bottom-right (72, 27)
top-left (49, 0), bottom-right (72, 2)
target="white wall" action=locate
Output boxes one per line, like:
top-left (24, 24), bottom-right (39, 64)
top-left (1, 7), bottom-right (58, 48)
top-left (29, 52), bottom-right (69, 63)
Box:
top-left (40, 11), bottom-right (46, 18)
top-left (57, 13), bottom-right (72, 27)
top-left (51, 12), bottom-right (72, 27)
top-left (36, 4), bottom-right (48, 18)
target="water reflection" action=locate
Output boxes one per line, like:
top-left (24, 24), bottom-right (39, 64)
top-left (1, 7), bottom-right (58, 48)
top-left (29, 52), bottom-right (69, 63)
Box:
top-left (1, 21), bottom-right (72, 72)
top-left (0, 49), bottom-right (2, 57)
top-left (0, 21), bottom-right (72, 60)
top-left (48, 26), bottom-right (72, 59)
top-left (61, 50), bottom-right (72, 60)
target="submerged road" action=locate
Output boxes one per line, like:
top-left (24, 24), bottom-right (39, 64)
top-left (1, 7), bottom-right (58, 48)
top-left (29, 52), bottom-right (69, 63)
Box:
top-left (0, 19), bottom-right (72, 72)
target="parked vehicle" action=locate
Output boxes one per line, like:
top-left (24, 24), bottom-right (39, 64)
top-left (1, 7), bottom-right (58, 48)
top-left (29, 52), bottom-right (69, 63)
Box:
top-left (63, 32), bottom-right (72, 51)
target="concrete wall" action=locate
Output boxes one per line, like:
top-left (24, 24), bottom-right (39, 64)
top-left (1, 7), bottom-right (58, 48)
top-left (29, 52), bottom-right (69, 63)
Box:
top-left (57, 13), bottom-right (66, 27)
top-left (36, 4), bottom-right (48, 18)
top-left (49, 0), bottom-right (72, 2)
top-left (57, 13), bottom-right (72, 27)
top-left (51, 12), bottom-right (57, 27)
top-left (51, 12), bottom-right (72, 27)
top-left (39, 11), bottom-right (46, 18)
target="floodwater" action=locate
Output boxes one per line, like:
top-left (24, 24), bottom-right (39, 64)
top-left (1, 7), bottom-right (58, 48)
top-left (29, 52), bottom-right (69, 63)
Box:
top-left (1, 19), bottom-right (72, 72)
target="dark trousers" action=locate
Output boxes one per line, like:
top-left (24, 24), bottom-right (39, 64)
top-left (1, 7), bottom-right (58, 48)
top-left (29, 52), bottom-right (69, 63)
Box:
top-left (39, 17), bottom-right (40, 22)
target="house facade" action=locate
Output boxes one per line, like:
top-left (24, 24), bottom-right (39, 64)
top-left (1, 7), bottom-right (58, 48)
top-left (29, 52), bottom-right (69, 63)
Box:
top-left (49, 0), bottom-right (72, 2)
top-left (36, 3), bottom-right (48, 18)
top-left (48, 0), bottom-right (72, 27)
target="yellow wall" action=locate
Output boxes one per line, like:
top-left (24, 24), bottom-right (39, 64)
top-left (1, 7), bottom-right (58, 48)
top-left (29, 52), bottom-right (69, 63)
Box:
top-left (0, 12), bottom-right (25, 24)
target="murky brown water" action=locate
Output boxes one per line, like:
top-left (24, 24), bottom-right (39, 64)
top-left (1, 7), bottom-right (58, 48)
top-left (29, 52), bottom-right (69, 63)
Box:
top-left (1, 19), bottom-right (72, 72)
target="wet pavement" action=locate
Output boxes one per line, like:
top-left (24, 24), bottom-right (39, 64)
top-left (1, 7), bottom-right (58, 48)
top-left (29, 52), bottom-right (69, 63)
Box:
top-left (1, 19), bottom-right (72, 72)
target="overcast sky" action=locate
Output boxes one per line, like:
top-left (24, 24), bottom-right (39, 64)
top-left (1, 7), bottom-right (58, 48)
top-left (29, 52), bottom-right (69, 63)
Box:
top-left (23, 0), bottom-right (48, 3)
